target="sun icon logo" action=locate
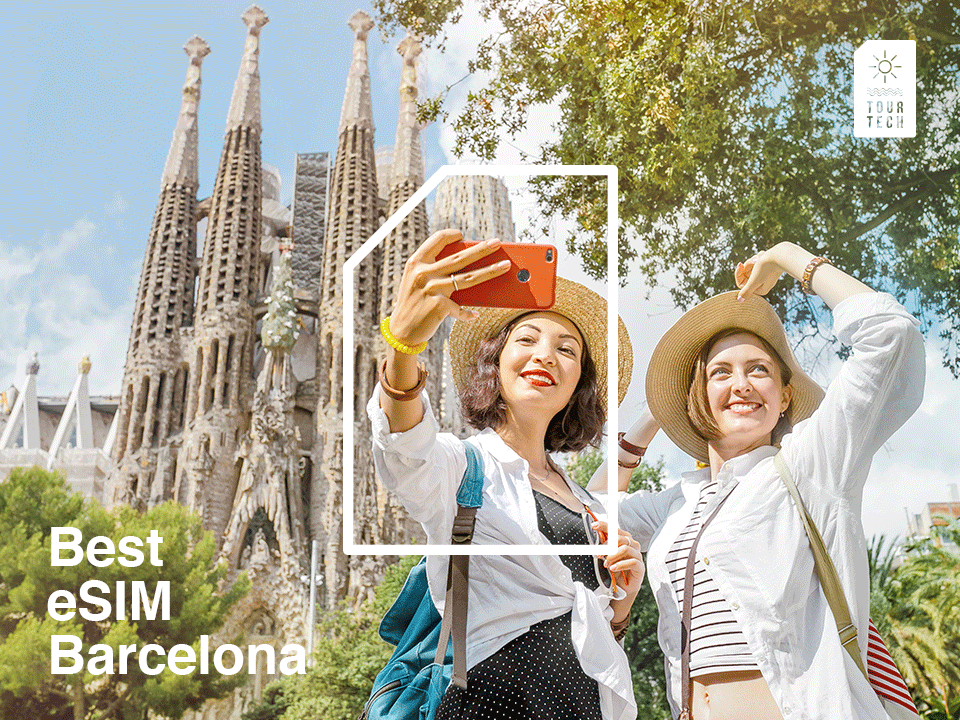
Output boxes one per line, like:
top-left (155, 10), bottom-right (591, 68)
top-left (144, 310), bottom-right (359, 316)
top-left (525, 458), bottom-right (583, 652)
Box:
top-left (870, 51), bottom-right (901, 84)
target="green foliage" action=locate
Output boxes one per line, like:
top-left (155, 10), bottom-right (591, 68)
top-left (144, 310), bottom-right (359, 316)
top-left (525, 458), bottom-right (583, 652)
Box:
top-left (245, 555), bottom-right (420, 720)
top-left (374, 0), bottom-right (960, 373)
top-left (567, 447), bottom-right (670, 718)
top-left (0, 467), bottom-right (249, 720)
top-left (919, 692), bottom-right (960, 720)
top-left (567, 446), bottom-right (666, 495)
top-left (869, 530), bottom-right (960, 709)
top-left (241, 680), bottom-right (292, 720)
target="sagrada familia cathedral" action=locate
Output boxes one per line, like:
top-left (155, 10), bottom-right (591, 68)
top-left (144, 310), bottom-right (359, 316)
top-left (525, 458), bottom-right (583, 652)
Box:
top-left (0, 6), bottom-right (515, 717)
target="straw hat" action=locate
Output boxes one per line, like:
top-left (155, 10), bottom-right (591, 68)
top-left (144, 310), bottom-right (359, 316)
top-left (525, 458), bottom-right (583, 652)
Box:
top-left (645, 291), bottom-right (824, 463)
top-left (448, 277), bottom-right (633, 406)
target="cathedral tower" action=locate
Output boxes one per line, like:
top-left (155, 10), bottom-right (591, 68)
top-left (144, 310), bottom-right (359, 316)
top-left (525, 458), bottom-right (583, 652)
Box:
top-left (378, 32), bottom-right (428, 320)
top-left (176, 7), bottom-right (269, 542)
top-left (375, 31), bottom-right (433, 546)
top-left (109, 36), bottom-right (210, 508)
top-left (313, 10), bottom-right (383, 608)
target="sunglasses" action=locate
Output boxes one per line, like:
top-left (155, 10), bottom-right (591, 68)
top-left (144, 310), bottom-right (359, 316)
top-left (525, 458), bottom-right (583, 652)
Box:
top-left (582, 505), bottom-right (627, 593)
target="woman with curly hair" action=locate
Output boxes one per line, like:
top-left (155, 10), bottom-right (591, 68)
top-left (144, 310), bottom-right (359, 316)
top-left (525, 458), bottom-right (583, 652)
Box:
top-left (369, 228), bottom-right (643, 720)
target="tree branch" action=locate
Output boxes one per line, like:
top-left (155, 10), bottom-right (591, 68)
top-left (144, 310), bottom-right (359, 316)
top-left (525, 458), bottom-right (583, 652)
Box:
top-left (841, 164), bottom-right (960, 193)
top-left (914, 26), bottom-right (960, 45)
top-left (97, 684), bottom-right (133, 720)
top-left (839, 182), bottom-right (935, 242)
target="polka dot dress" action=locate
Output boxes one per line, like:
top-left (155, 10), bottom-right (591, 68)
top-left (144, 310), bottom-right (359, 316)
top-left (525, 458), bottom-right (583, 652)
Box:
top-left (435, 491), bottom-right (605, 720)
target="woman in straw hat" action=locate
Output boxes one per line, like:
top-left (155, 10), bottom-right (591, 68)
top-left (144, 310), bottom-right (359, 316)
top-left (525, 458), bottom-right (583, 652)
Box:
top-left (368, 229), bottom-right (643, 720)
top-left (590, 241), bottom-right (925, 719)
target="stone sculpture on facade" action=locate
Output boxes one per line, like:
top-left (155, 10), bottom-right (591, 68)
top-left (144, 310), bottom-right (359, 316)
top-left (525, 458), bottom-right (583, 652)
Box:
top-left (0, 8), bottom-right (517, 717)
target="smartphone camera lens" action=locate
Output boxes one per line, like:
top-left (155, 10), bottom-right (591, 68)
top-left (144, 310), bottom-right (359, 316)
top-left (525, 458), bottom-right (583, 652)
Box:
top-left (517, 269), bottom-right (530, 283)
top-left (545, 248), bottom-right (554, 262)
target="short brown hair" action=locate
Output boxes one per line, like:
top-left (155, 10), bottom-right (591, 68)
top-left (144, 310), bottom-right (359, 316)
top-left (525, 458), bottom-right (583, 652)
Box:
top-left (458, 314), bottom-right (605, 452)
top-left (686, 328), bottom-right (793, 445)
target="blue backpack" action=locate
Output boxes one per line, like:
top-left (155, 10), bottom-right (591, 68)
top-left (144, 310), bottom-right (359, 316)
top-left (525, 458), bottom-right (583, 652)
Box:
top-left (358, 443), bottom-right (484, 720)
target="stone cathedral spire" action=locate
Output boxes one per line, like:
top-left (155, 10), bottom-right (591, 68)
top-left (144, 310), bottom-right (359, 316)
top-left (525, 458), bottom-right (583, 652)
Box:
top-left (109, 36), bottom-right (210, 508)
top-left (376, 31), bottom-right (434, 545)
top-left (313, 10), bottom-right (383, 608)
top-left (195, 5), bottom-right (268, 319)
top-left (379, 31), bottom-right (427, 320)
top-left (176, 6), bottom-right (268, 543)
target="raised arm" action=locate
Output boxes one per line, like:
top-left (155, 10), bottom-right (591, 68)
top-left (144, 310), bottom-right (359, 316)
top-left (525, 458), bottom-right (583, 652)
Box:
top-left (587, 407), bottom-right (660, 492)
top-left (739, 242), bottom-right (924, 498)
top-left (734, 241), bottom-right (874, 308)
top-left (381, 229), bottom-right (509, 432)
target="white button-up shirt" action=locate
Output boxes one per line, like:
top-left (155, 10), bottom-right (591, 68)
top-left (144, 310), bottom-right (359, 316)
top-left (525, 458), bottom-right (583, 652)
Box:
top-left (618, 292), bottom-right (925, 720)
top-left (368, 396), bottom-right (637, 720)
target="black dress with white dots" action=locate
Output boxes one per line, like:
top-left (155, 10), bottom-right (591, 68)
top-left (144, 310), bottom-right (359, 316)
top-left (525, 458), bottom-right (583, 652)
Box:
top-left (435, 491), bottom-right (609, 720)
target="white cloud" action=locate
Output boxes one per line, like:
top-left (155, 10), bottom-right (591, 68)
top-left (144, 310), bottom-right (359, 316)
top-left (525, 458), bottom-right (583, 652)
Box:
top-left (105, 191), bottom-right (127, 217)
top-left (38, 217), bottom-right (97, 266)
top-left (863, 350), bottom-right (960, 540)
top-left (0, 220), bottom-right (133, 398)
top-left (418, 1), bottom-right (563, 166)
top-left (105, 191), bottom-right (128, 233)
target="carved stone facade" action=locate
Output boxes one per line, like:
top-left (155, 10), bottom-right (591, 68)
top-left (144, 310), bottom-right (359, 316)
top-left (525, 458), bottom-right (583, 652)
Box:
top-left (432, 174), bottom-right (516, 245)
top-left (313, 9), bottom-right (387, 609)
top-left (110, 36), bottom-right (209, 512)
top-left (61, 7), bottom-right (516, 718)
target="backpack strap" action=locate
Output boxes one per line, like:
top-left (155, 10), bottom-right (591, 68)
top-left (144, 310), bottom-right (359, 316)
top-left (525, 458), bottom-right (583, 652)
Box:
top-left (433, 443), bottom-right (484, 688)
top-left (773, 452), bottom-right (868, 679)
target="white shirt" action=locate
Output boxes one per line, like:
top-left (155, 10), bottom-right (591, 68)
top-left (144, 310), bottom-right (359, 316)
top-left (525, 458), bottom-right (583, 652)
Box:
top-left (617, 292), bottom-right (925, 720)
top-left (368, 395), bottom-right (637, 720)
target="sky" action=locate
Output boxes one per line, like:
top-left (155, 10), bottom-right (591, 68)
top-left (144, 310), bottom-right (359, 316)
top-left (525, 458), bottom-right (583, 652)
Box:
top-left (1, 1), bottom-right (958, 545)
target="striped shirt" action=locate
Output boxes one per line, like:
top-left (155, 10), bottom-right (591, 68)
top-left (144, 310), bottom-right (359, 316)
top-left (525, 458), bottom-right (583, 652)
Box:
top-left (665, 481), bottom-right (757, 677)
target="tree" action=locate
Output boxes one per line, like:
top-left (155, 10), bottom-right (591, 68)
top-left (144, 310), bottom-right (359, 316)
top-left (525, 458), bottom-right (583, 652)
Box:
top-left (567, 449), bottom-right (672, 719)
top-left (0, 467), bottom-right (250, 720)
top-left (246, 450), bottom-right (674, 719)
top-left (374, 0), bottom-right (960, 372)
top-left (869, 528), bottom-right (960, 714)
top-left (242, 555), bottom-right (419, 720)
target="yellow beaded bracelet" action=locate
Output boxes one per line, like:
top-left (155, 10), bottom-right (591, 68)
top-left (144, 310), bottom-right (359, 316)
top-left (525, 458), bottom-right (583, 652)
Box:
top-left (380, 316), bottom-right (428, 355)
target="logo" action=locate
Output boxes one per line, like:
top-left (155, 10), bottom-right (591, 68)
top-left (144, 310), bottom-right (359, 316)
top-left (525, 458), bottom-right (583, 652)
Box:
top-left (853, 40), bottom-right (916, 138)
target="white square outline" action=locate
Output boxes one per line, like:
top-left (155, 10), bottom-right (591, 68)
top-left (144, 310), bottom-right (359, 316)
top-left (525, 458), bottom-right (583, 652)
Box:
top-left (343, 164), bottom-right (620, 555)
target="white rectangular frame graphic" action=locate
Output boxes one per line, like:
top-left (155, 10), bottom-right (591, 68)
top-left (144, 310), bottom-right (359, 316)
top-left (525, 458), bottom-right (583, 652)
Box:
top-left (344, 164), bottom-right (620, 555)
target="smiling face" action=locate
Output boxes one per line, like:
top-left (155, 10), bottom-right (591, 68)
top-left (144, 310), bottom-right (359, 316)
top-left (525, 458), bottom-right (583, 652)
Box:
top-left (703, 331), bottom-right (793, 459)
top-left (498, 312), bottom-right (583, 418)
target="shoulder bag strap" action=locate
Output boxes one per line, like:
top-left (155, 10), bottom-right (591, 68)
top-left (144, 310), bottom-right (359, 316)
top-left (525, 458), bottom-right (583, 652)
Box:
top-left (679, 488), bottom-right (736, 720)
top-left (773, 452), bottom-right (868, 679)
top-left (433, 443), bottom-right (484, 688)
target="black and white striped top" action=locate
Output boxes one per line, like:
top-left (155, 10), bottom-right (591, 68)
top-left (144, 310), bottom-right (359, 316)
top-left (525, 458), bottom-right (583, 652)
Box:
top-left (665, 481), bottom-right (757, 677)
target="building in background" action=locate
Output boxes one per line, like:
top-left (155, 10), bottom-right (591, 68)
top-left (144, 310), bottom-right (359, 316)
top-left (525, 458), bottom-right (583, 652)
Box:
top-left (906, 483), bottom-right (960, 551)
top-left (0, 7), bottom-right (515, 718)
top-left (0, 355), bottom-right (117, 499)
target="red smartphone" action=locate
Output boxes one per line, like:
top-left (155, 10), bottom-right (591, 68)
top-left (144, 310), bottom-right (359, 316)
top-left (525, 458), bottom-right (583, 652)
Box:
top-left (436, 240), bottom-right (558, 310)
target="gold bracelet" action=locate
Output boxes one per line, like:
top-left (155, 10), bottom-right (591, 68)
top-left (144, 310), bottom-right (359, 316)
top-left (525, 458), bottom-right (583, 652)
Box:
top-left (800, 256), bottom-right (831, 296)
top-left (381, 316), bottom-right (428, 355)
top-left (378, 359), bottom-right (428, 401)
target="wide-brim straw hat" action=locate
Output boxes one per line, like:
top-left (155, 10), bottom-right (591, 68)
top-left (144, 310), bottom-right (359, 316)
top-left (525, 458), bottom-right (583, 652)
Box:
top-left (645, 290), bottom-right (825, 463)
top-left (449, 276), bottom-right (633, 407)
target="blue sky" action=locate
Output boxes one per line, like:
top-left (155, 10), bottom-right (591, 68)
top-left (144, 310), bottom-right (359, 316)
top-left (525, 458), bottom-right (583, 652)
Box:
top-left (1, 1), bottom-right (958, 543)
top-left (0, 1), bottom-right (450, 395)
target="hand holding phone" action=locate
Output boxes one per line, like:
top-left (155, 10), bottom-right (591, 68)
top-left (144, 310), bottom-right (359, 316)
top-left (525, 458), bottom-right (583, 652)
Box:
top-left (436, 240), bottom-right (557, 309)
